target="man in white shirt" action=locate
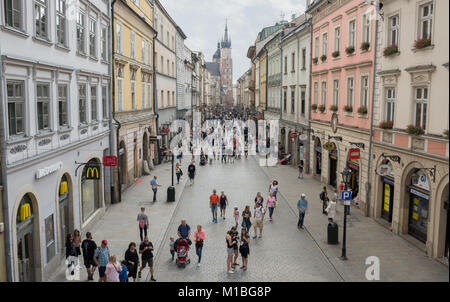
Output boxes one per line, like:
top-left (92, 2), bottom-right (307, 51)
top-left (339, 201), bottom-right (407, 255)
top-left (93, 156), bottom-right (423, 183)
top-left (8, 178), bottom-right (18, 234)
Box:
top-left (253, 204), bottom-right (266, 239)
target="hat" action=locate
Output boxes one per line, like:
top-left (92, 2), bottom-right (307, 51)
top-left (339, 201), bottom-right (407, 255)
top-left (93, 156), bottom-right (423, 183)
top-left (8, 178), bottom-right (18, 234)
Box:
top-left (101, 240), bottom-right (108, 246)
top-left (234, 206), bottom-right (238, 209)
top-left (301, 193), bottom-right (306, 198)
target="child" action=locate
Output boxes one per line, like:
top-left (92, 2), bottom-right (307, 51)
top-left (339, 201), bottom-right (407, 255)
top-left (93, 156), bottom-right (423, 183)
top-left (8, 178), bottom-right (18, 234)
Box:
top-left (233, 206), bottom-right (240, 228)
top-left (169, 236), bottom-right (175, 261)
top-left (119, 260), bottom-right (128, 282)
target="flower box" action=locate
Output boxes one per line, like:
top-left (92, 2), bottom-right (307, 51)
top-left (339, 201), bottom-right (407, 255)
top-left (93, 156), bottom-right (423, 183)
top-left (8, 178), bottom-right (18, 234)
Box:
top-left (313, 57), bottom-right (318, 64)
top-left (345, 46), bottom-right (355, 55)
top-left (319, 105), bottom-right (326, 113)
top-left (329, 104), bottom-right (339, 112)
top-left (361, 42), bottom-right (370, 51)
top-left (311, 104), bottom-right (318, 111)
top-left (379, 121), bottom-right (393, 130)
top-left (406, 125), bottom-right (425, 136)
top-left (332, 51), bottom-right (340, 58)
top-left (358, 106), bottom-right (368, 115)
top-left (383, 44), bottom-right (399, 57)
top-left (344, 105), bottom-right (353, 113)
top-left (320, 54), bottom-right (327, 62)
top-left (413, 38), bottom-right (431, 49)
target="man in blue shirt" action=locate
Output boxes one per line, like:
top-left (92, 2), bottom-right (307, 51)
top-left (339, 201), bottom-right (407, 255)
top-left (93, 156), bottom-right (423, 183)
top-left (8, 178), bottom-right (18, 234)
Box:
top-left (177, 218), bottom-right (192, 247)
top-left (297, 194), bottom-right (308, 229)
top-left (150, 176), bottom-right (161, 202)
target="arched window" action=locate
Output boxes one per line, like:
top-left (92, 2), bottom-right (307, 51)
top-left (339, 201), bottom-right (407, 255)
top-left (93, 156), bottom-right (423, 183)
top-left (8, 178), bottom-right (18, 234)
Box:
top-left (81, 159), bottom-right (101, 221)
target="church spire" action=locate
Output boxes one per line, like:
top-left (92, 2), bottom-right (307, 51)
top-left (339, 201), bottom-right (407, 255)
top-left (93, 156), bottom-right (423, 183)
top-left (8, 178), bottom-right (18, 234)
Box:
top-left (224, 18), bottom-right (229, 42)
top-left (221, 18), bottom-right (231, 48)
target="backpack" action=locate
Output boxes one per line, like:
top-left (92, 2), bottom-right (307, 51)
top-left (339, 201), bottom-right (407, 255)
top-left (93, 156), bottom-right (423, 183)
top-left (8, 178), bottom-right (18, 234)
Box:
top-left (139, 217), bottom-right (146, 228)
top-left (320, 192), bottom-right (324, 201)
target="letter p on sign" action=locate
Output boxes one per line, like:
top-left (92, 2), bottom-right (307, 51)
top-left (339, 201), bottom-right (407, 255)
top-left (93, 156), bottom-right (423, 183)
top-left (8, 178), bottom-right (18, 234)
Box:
top-left (365, 256), bottom-right (380, 281)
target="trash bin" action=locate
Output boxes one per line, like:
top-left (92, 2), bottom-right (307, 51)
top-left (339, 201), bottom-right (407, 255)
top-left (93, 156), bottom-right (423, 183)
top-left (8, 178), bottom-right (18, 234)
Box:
top-left (167, 186), bottom-right (176, 202)
top-left (327, 221), bottom-right (339, 245)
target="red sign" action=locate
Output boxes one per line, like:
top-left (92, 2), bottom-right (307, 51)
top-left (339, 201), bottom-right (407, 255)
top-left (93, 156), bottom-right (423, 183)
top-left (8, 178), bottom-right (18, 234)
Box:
top-left (290, 132), bottom-right (298, 139)
top-left (348, 148), bottom-right (361, 160)
top-left (103, 156), bottom-right (117, 167)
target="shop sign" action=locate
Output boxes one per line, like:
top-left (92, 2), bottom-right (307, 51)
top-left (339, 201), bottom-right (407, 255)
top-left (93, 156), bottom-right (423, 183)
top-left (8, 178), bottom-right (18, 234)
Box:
top-left (103, 156), bottom-right (117, 167)
top-left (411, 171), bottom-right (430, 191)
top-left (85, 165), bottom-right (101, 180)
top-left (290, 132), bottom-right (298, 139)
top-left (299, 134), bottom-right (308, 141)
top-left (348, 148), bottom-right (360, 160)
top-left (323, 142), bottom-right (335, 151)
top-left (36, 162), bottom-right (63, 179)
top-left (376, 164), bottom-right (392, 177)
top-left (410, 188), bottom-right (429, 200)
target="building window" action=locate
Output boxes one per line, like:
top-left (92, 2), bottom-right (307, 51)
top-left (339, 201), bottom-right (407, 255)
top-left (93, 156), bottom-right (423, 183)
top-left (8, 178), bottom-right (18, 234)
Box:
top-left (161, 90), bottom-right (164, 107)
top-left (167, 59), bottom-right (169, 75)
top-left (147, 79), bottom-right (151, 109)
top-left (160, 56), bottom-right (164, 73)
top-left (167, 91), bottom-right (170, 107)
top-left (419, 3), bottom-right (433, 39)
top-left (102, 85), bottom-right (108, 119)
top-left (172, 62), bottom-right (175, 76)
top-left (117, 78), bottom-right (123, 111)
top-left (141, 75), bottom-right (146, 108)
top-left (388, 15), bottom-right (399, 46)
top-left (7, 80), bottom-right (25, 136)
top-left (291, 90), bottom-right (295, 113)
top-left (116, 23), bottom-right (122, 54)
top-left (291, 52), bottom-right (295, 72)
top-left (302, 48), bottom-right (306, 69)
top-left (334, 27), bottom-right (340, 52)
top-left (81, 159), bottom-right (101, 222)
top-left (77, 10), bottom-right (86, 53)
top-left (4, 0), bottom-right (23, 30)
top-left (58, 84), bottom-right (68, 127)
top-left (313, 82), bottom-right (318, 105)
top-left (36, 83), bottom-right (50, 131)
top-left (147, 42), bottom-right (151, 66)
top-left (131, 80), bottom-right (136, 109)
top-left (142, 39), bottom-right (146, 63)
top-left (283, 90), bottom-right (287, 112)
top-left (172, 91), bottom-right (175, 107)
top-left (56, 0), bottom-right (67, 46)
top-left (322, 32), bottom-right (328, 56)
top-left (385, 88), bottom-right (395, 122)
top-left (414, 87), bottom-right (428, 129)
top-left (314, 36), bottom-right (319, 57)
top-left (333, 80), bottom-right (339, 106)
top-left (301, 89), bottom-right (306, 116)
top-left (91, 85), bottom-right (97, 121)
top-left (100, 26), bottom-right (107, 61)
top-left (321, 82), bottom-right (327, 106)
top-left (349, 20), bottom-right (356, 47)
top-left (34, 0), bottom-right (48, 39)
top-left (347, 78), bottom-right (354, 107)
top-left (79, 84), bottom-right (87, 123)
top-left (89, 18), bottom-right (97, 58)
top-left (131, 31), bottom-right (136, 59)
top-left (362, 14), bottom-right (371, 44)
top-left (360, 76), bottom-right (369, 107)
top-left (284, 56), bottom-right (287, 74)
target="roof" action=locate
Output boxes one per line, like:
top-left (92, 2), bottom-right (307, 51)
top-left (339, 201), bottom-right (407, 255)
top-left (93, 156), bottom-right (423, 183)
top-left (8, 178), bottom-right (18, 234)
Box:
top-left (206, 62), bottom-right (221, 77)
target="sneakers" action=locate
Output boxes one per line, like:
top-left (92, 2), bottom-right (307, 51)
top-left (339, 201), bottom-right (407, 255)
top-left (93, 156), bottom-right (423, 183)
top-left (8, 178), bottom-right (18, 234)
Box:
top-left (259, 234), bottom-right (262, 238)
top-left (138, 271), bottom-right (142, 279)
top-left (150, 276), bottom-right (156, 282)
top-left (227, 270), bottom-right (234, 274)
top-left (252, 235), bottom-right (257, 239)
top-left (197, 263), bottom-right (201, 267)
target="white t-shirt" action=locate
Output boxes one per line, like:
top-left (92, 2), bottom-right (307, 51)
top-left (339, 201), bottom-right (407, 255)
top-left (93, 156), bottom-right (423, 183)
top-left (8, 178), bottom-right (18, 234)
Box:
top-left (270, 184), bottom-right (278, 193)
top-left (254, 206), bottom-right (266, 220)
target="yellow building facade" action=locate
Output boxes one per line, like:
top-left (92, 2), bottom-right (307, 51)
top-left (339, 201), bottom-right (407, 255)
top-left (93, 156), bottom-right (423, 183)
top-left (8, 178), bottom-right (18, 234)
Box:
top-left (113, 0), bottom-right (158, 190)
top-left (260, 52), bottom-right (267, 110)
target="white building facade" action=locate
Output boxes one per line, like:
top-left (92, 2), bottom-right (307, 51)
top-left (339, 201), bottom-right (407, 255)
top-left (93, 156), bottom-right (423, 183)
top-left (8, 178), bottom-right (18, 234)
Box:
top-left (175, 26), bottom-right (186, 120)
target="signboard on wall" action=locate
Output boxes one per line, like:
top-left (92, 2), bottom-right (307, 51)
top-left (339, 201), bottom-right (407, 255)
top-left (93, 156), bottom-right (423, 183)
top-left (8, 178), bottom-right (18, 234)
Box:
top-left (323, 142), bottom-right (335, 152)
top-left (348, 148), bottom-right (360, 160)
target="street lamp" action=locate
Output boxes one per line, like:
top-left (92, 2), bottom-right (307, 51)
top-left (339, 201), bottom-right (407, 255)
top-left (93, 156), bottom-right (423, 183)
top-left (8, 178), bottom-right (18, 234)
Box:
top-left (167, 150), bottom-right (175, 202)
top-left (340, 167), bottom-right (353, 260)
top-left (266, 124), bottom-right (270, 167)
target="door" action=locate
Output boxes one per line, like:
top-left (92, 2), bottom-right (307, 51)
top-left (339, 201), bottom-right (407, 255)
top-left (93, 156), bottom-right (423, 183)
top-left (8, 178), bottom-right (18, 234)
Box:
top-left (381, 181), bottom-right (394, 222)
top-left (408, 194), bottom-right (429, 243)
top-left (17, 227), bottom-right (34, 282)
top-left (59, 198), bottom-right (69, 251)
top-left (329, 154), bottom-right (337, 188)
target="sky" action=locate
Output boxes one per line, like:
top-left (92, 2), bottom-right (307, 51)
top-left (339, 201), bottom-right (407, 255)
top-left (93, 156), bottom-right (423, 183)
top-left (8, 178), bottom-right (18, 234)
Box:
top-left (159, 0), bottom-right (308, 85)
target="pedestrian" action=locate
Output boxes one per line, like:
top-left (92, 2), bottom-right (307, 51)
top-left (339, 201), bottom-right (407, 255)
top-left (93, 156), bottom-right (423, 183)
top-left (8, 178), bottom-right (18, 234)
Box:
top-left (93, 240), bottom-right (110, 282)
top-left (137, 207), bottom-right (149, 242)
top-left (229, 226), bottom-right (240, 269)
top-left (210, 189), bottom-right (220, 223)
top-left (266, 192), bottom-right (276, 222)
top-left (177, 149), bottom-right (183, 165)
top-left (320, 186), bottom-right (328, 215)
top-left (326, 197), bottom-right (337, 222)
top-left (221, 143), bottom-right (227, 164)
top-left (239, 228), bottom-right (250, 270)
top-left (188, 161), bottom-right (196, 185)
top-left (169, 236), bottom-right (176, 261)
top-left (298, 160), bottom-right (304, 179)
top-left (241, 205), bottom-right (252, 232)
top-left (233, 206), bottom-right (240, 228)
top-left (175, 162), bottom-right (183, 184)
top-left (219, 191), bottom-right (229, 220)
top-left (269, 180), bottom-right (279, 200)
top-left (297, 193), bottom-right (308, 229)
top-left (177, 218), bottom-right (192, 243)
top-left (65, 233), bottom-right (78, 276)
top-left (244, 143), bottom-right (248, 159)
top-left (254, 192), bottom-right (263, 209)
top-left (138, 236), bottom-right (156, 281)
top-left (253, 203), bottom-right (265, 239)
top-left (150, 176), bottom-right (162, 202)
top-left (105, 254), bottom-right (121, 282)
top-left (119, 260), bottom-right (128, 282)
top-left (81, 232), bottom-right (97, 281)
top-left (73, 229), bottom-right (82, 266)
top-left (124, 242), bottom-right (139, 282)
top-left (194, 225), bottom-right (205, 267)
top-left (226, 229), bottom-right (237, 274)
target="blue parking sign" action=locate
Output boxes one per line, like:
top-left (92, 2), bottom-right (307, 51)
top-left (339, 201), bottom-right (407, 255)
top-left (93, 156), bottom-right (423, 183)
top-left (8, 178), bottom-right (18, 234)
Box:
top-left (341, 190), bottom-right (352, 201)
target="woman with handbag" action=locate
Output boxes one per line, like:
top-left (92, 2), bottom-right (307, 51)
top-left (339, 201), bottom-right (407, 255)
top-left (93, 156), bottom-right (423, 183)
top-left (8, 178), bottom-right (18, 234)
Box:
top-left (124, 242), bottom-right (139, 282)
top-left (175, 162), bottom-right (183, 184)
top-left (105, 254), bottom-right (121, 282)
top-left (239, 228), bottom-right (250, 270)
top-left (266, 192), bottom-right (276, 222)
top-left (194, 225), bottom-right (205, 267)
top-left (241, 206), bottom-right (252, 233)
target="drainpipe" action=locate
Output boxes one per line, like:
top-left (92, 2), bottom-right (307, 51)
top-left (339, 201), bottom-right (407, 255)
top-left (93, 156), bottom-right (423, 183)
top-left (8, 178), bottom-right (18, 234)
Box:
top-left (365, 3), bottom-right (380, 217)
top-left (111, 0), bottom-right (122, 203)
top-left (307, 16), bottom-right (313, 175)
top-left (152, 7), bottom-right (160, 163)
top-left (0, 49), bottom-right (14, 282)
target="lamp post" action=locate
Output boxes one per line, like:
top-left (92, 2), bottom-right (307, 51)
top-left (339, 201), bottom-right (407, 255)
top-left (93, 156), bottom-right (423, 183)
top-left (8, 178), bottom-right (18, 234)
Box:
top-left (340, 167), bottom-right (353, 260)
top-left (167, 150), bottom-right (175, 202)
top-left (266, 124), bottom-right (270, 167)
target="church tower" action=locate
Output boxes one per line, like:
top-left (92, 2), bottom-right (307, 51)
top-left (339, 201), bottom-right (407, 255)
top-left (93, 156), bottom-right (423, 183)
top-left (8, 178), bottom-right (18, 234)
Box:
top-left (218, 19), bottom-right (233, 108)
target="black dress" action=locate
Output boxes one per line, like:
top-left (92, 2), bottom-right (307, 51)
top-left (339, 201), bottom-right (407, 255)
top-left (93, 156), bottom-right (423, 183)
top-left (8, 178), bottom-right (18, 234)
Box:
top-left (125, 249), bottom-right (139, 279)
top-left (239, 235), bottom-right (250, 257)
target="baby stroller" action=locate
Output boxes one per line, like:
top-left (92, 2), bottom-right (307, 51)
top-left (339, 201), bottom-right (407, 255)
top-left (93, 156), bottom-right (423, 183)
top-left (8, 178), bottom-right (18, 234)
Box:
top-left (200, 154), bottom-right (206, 166)
top-left (175, 238), bottom-right (191, 268)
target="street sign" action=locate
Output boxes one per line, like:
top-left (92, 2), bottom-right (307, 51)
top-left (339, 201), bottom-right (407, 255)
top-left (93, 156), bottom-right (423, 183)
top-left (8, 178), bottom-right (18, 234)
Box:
top-left (348, 148), bottom-right (360, 160)
top-left (341, 190), bottom-right (352, 203)
top-left (103, 156), bottom-right (117, 167)
top-left (323, 142), bottom-right (336, 151)
top-left (290, 132), bottom-right (297, 139)
top-left (299, 134), bottom-right (308, 141)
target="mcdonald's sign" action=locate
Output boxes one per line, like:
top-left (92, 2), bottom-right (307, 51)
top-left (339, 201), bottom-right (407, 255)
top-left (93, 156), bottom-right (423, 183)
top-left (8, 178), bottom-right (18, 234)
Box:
top-left (20, 204), bottom-right (31, 221)
top-left (85, 165), bottom-right (100, 180)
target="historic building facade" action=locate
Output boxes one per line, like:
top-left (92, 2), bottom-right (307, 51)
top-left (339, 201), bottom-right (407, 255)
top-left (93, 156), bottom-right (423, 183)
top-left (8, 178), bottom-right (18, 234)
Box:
top-left (175, 26), bottom-right (187, 120)
top-left (0, 0), bottom-right (111, 281)
top-left (212, 21), bottom-right (233, 108)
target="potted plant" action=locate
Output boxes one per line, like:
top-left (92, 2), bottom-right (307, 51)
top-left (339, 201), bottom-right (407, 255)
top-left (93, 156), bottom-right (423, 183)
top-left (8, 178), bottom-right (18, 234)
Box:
top-left (360, 42), bottom-right (370, 51)
top-left (383, 44), bottom-right (399, 56)
top-left (345, 46), bottom-right (355, 55)
top-left (332, 50), bottom-right (340, 58)
top-left (313, 57), bottom-right (318, 64)
top-left (329, 104), bottom-right (339, 112)
top-left (413, 37), bottom-right (431, 49)
top-left (344, 105), bottom-right (353, 113)
top-left (406, 125), bottom-right (425, 135)
top-left (311, 104), bottom-right (318, 111)
top-left (358, 106), bottom-right (368, 115)
top-left (379, 121), bottom-right (393, 130)
top-left (320, 54), bottom-right (327, 62)
top-left (319, 104), bottom-right (326, 113)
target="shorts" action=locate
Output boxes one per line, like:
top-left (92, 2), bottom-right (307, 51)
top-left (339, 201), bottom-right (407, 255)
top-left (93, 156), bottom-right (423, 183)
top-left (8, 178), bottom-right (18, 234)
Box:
top-left (227, 248), bottom-right (234, 256)
top-left (211, 203), bottom-right (218, 213)
top-left (219, 202), bottom-right (227, 209)
top-left (84, 258), bottom-right (97, 269)
top-left (254, 219), bottom-right (263, 229)
top-left (141, 258), bottom-right (153, 268)
top-left (98, 266), bottom-right (107, 278)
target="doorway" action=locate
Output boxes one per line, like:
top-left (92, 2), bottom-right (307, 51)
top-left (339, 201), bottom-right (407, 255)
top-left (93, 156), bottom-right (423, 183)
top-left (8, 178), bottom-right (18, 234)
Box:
top-left (381, 178), bottom-right (394, 222)
top-left (16, 194), bottom-right (36, 282)
top-left (328, 145), bottom-right (338, 188)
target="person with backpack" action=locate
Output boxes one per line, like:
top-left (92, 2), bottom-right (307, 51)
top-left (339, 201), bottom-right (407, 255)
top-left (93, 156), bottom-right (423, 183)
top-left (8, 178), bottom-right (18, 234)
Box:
top-left (93, 240), bottom-right (110, 282)
top-left (188, 161), bottom-right (196, 185)
top-left (81, 232), bottom-right (97, 281)
top-left (137, 207), bottom-right (149, 242)
top-left (253, 203), bottom-right (266, 239)
top-left (320, 186), bottom-right (329, 215)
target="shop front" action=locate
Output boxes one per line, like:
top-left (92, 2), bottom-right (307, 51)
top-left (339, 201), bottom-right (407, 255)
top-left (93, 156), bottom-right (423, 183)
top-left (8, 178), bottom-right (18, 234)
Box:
top-left (407, 170), bottom-right (431, 244)
top-left (314, 138), bottom-right (322, 176)
top-left (328, 144), bottom-right (338, 188)
top-left (347, 158), bottom-right (360, 199)
top-left (378, 160), bottom-right (395, 223)
top-left (81, 159), bottom-right (102, 223)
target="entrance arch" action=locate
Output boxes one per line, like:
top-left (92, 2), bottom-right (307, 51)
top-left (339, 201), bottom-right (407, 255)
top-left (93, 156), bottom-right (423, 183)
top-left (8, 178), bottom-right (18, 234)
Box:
top-left (119, 140), bottom-right (127, 187)
top-left (314, 138), bottom-right (322, 176)
top-left (435, 178), bottom-right (449, 260)
top-left (80, 158), bottom-right (102, 222)
top-left (328, 143), bottom-right (338, 188)
top-left (57, 174), bottom-right (74, 253)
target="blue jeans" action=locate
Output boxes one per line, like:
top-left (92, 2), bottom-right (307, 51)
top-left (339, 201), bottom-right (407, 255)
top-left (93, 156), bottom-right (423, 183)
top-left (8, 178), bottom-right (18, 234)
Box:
top-left (152, 188), bottom-right (157, 201)
top-left (298, 211), bottom-right (305, 227)
top-left (195, 244), bottom-right (203, 263)
top-left (268, 207), bottom-right (274, 218)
